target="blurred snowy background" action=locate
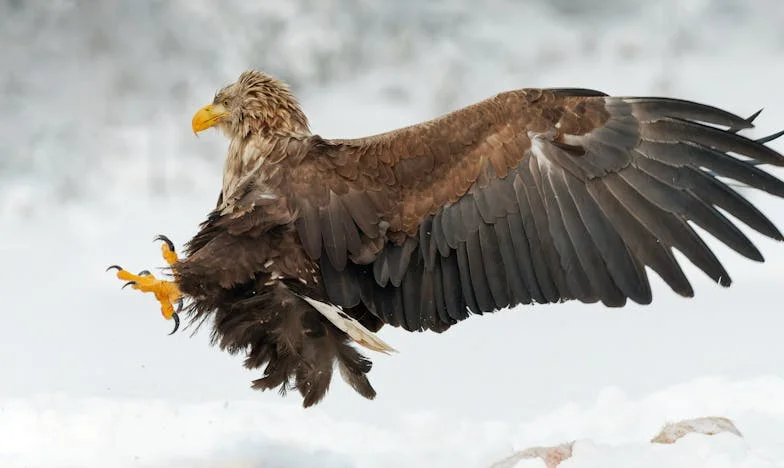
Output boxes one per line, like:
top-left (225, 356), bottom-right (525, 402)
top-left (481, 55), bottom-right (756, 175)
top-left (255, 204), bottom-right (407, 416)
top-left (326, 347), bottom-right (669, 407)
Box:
top-left (1, 0), bottom-right (784, 467)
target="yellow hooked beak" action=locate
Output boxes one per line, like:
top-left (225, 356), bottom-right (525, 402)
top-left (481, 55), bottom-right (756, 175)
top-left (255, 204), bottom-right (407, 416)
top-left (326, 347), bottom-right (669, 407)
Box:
top-left (191, 103), bottom-right (229, 134)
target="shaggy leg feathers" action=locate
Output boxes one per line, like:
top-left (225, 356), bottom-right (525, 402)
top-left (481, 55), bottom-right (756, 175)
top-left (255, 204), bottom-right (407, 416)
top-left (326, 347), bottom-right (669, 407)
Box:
top-left (201, 281), bottom-right (381, 407)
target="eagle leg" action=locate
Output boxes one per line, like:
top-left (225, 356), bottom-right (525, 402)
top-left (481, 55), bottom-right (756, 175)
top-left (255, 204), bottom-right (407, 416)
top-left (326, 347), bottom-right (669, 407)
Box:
top-left (107, 235), bottom-right (183, 334)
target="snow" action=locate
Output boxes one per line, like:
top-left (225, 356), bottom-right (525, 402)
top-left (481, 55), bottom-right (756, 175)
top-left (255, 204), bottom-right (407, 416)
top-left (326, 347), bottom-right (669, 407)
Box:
top-left (2, 0), bottom-right (784, 467)
top-left (2, 377), bottom-right (783, 467)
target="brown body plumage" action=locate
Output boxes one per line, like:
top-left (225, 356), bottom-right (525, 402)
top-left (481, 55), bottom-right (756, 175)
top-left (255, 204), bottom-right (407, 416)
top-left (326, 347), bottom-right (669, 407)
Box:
top-left (173, 70), bottom-right (784, 407)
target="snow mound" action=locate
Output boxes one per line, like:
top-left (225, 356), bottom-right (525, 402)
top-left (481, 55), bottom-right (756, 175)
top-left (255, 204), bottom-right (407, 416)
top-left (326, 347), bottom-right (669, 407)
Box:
top-left (491, 442), bottom-right (574, 468)
top-left (492, 416), bottom-right (758, 468)
top-left (651, 416), bottom-right (744, 444)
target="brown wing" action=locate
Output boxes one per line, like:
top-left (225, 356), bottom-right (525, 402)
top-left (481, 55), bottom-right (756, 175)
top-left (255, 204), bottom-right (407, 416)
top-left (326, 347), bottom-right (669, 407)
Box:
top-left (281, 88), bottom-right (784, 332)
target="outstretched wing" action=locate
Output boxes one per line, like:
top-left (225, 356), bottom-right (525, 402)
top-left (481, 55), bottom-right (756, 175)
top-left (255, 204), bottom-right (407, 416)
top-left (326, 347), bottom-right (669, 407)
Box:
top-left (282, 88), bottom-right (784, 332)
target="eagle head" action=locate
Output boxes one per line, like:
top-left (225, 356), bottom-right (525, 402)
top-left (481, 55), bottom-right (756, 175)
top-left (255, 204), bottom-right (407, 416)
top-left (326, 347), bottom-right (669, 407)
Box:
top-left (191, 70), bottom-right (310, 139)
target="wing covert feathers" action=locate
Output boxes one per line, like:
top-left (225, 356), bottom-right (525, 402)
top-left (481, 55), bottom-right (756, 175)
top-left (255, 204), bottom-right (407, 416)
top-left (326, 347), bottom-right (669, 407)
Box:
top-left (296, 90), bottom-right (784, 333)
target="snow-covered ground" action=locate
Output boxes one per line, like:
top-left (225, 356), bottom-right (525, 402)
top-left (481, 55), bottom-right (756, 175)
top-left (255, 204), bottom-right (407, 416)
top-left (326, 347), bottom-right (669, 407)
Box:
top-left (2, 1), bottom-right (784, 466)
top-left (2, 377), bottom-right (783, 467)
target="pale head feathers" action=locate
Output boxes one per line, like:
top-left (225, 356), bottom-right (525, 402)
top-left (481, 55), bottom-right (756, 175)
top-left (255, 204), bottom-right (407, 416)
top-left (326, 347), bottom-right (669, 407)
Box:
top-left (214, 70), bottom-right (310, 139)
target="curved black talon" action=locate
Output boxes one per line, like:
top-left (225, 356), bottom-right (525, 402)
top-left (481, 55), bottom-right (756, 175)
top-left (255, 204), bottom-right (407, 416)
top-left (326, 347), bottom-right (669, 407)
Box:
top-left (106, 265), bottom-right (122, 272)
top-left (137, 270), bottom-right (151, 276)
top-left (154, 234), bottom-right (176, 252)
top-left (168, 299), bottom-right (184, 335)
top-left (168, 312), bottom-right (180, 335)
top-left (122, 281), bottom-right (136, 289)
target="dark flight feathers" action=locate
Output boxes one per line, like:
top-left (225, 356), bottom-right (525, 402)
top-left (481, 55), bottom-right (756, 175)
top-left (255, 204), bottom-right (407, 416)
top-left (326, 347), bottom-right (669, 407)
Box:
top-left (283, 89), bottom-right (784, 332)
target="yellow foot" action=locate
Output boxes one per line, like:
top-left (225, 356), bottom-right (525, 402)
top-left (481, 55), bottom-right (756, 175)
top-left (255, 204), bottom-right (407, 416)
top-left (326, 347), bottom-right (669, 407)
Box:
top-left (108, 235), bottom-right (183, 335)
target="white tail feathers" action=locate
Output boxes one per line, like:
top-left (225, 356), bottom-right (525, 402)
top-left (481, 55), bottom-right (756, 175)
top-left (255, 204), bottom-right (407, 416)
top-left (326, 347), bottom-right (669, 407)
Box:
top-left (299, 295), bottom-right (397, 354)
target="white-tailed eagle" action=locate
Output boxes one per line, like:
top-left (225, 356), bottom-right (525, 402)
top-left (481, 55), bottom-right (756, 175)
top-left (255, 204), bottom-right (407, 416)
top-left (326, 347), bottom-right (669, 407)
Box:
top-left (110, 71), bottom-right (784, 407)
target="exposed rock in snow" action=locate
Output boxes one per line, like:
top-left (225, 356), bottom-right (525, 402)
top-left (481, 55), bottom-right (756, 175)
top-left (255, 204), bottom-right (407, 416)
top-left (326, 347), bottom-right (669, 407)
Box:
top-left (650, 416), bottom-right (743, 444)
top-left (490, 442), bottom-right (574, 468)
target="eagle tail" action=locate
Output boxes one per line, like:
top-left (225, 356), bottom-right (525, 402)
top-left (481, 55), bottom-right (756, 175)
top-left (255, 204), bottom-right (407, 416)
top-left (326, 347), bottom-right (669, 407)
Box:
top-left (206, 283), bottom-right (380, 407)
top-left (298, 295), bottom-right (397, 354)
